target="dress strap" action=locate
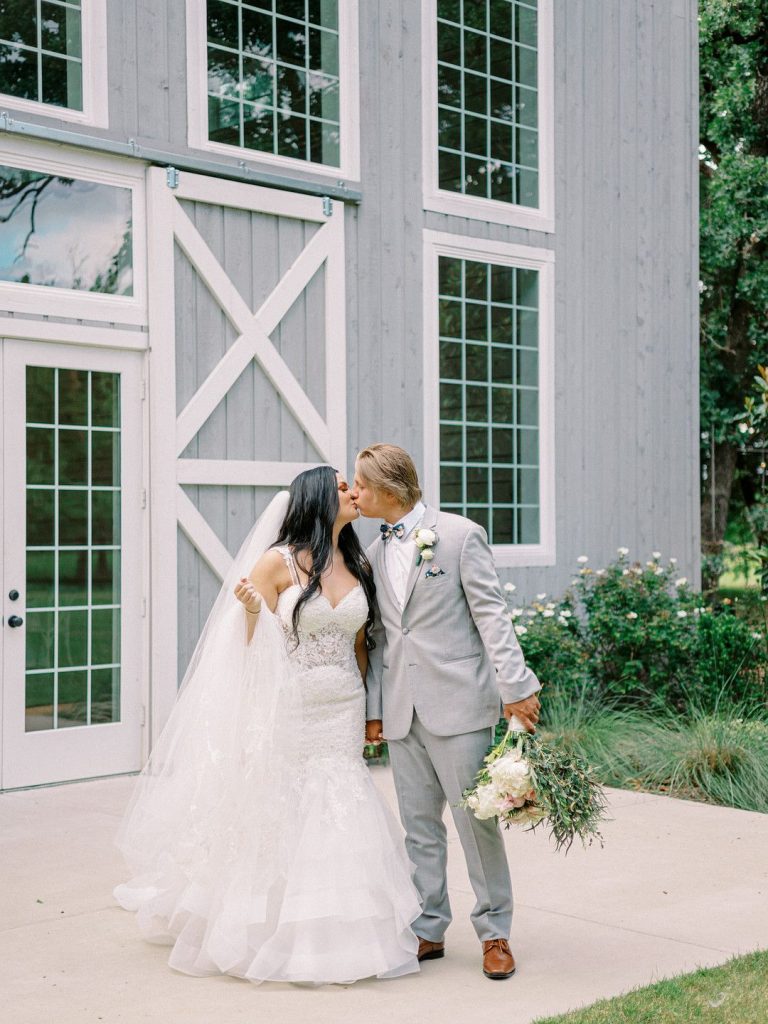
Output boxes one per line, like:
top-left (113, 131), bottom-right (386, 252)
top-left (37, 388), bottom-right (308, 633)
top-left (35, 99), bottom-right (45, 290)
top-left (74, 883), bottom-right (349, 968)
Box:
top-left (276, 545), bottom-right (301, 587)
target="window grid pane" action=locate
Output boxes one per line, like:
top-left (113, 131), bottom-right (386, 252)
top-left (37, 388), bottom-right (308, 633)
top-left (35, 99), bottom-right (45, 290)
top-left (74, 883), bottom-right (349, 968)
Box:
top-left (25, 366), bottom-right (122, 732)
top-left (436, 0), bottom-right (538, 207)
top-left (438, 255), bottom-right (540, 544)
top-left (0, 0), bottom-right (83, 110)
top-left (207, 0), bottom-right (341, 166)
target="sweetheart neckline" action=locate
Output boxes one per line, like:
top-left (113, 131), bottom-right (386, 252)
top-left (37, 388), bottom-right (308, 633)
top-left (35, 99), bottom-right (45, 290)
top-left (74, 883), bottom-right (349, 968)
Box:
top-left (279, 582), bottom-right (362, 613)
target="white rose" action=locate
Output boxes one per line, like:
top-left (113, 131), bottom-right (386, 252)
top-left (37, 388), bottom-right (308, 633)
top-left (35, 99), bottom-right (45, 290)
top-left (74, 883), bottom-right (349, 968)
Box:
top-left (677, 610), bottom-right (688, 618)
top-left (504, 582), bottom-right (516, 593)
top-left (469, 784), bottom-right (503, 820)
top-left (491, 759), bottom-right (533, 799)
top-left (617, 546), bottom-right (629, 556)
top-left (421, 549), bottom-right (434, 561)
top-left (510, 607), bottom-right (524, 618)
top-left (652, 551), bottom-right (662, 560)
top-left (536, 592), bottom-right (547, 600)
top-left (542, 610), bottom-right (555, 618)
top-left (558, 616), bottom-right (568, 625)
top-left (490, 753), bottom-right (529, 781)
top-left (577, 555), bottom-right (589, 564)
top-left (669, 557), bottom-right (678, 565)
top-left (674, 578), bottom-right (687, 587)
top-left (417, 529), bottom-right (436, 545)
top-left (626, 612), bottom-right (638, 620)
top-left (560, 609), bottom-right (572, 618)
top-left (514, 625), bottom-right (528, 636)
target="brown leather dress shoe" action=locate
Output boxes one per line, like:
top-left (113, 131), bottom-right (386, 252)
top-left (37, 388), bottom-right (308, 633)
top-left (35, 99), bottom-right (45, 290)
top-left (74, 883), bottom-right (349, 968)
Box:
top-left (417, 938), bottom-right (445, 962)
top-left (482, 939), bottom-right (516, 979)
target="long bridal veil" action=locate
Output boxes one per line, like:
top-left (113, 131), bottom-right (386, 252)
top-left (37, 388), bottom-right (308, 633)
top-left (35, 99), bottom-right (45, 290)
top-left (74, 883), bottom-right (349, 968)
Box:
top-left (114, 490), bottom-right (304, 949)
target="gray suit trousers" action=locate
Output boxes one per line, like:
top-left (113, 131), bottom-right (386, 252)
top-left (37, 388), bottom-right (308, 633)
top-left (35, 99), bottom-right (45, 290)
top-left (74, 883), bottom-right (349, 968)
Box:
top-left (388, 712), bottom-right (513, 943)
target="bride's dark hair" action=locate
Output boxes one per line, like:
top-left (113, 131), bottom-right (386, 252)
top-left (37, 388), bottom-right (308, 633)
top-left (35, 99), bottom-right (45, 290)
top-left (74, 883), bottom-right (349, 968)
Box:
top-left (272, 465), bottom-right (376, 648)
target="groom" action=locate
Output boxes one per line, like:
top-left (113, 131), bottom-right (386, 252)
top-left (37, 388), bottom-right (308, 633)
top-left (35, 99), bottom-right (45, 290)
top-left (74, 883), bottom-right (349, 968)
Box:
top-left (351, 443), bottom-right (542, 980)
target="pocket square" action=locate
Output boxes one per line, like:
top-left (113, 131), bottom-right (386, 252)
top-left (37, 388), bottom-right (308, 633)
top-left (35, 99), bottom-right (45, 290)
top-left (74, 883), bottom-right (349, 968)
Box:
top-left (425, 565), bottom-right (446, 578)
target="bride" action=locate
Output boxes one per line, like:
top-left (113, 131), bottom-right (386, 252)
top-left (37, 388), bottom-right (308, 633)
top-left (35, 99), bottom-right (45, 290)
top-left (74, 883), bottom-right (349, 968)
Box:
top-left (114, 466), bottom-right (421, 984)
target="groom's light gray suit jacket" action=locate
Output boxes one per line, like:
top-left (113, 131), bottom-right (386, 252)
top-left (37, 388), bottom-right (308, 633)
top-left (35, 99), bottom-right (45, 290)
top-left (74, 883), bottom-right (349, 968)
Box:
top-left (365, 505), bottom-right (541, 740)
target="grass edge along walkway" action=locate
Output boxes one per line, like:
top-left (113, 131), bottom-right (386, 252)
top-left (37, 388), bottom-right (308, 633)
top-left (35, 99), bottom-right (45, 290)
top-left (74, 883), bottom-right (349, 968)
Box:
top-left (530, 949), bottom-right (768, 1024)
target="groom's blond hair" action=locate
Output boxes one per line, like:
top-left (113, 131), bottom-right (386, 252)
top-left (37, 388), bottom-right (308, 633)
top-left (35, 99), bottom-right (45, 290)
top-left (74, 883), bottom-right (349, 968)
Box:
top-left (356, 444), bottom-right (422, 506)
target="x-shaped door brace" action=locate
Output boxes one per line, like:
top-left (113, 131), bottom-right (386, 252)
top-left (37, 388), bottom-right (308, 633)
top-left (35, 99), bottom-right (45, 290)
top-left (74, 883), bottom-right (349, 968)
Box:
top-left (169, 197), bottom-right (346, 580)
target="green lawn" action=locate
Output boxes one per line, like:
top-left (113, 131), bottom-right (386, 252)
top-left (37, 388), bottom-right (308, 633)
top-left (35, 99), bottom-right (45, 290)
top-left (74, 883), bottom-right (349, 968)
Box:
top-left (531, 951), bottom-right (768, 1024)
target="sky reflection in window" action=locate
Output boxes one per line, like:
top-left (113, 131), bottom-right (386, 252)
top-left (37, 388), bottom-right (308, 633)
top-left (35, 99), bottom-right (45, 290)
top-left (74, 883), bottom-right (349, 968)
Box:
top-left (0, 166), bottom-right (133, 295)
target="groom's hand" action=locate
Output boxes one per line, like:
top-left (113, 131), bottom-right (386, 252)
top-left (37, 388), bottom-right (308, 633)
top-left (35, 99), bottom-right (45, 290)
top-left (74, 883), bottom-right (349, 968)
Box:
top-left (503, 694), bottom-right (541, 734)
top-left (366, 719), bottom-right (384, 745)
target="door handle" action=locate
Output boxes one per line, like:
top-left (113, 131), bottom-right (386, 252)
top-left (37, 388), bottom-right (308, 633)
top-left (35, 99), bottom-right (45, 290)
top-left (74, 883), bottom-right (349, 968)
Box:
top-left (7, 615), bottom-right (23, 628)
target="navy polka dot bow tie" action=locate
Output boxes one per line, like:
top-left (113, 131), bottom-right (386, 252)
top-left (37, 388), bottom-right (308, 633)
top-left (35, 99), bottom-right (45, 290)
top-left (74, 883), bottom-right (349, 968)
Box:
top-left (380, 522), bottom-right (406, 541)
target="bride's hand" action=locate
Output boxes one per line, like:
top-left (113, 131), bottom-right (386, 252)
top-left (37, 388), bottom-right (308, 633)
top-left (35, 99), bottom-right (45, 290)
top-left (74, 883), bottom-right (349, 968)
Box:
top-left (234, 577), bottom-right (262, 615)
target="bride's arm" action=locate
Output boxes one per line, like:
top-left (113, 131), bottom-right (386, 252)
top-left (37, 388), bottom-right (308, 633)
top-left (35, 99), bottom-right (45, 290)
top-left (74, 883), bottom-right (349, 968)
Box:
top-left (354, 626), bottom-right (368, 683)
top-left (234, 549), bottom-right (289, 642)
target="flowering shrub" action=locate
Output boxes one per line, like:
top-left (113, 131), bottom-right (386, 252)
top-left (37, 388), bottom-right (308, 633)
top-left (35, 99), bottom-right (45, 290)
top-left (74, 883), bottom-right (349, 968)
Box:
top-left (507, 551), bottom-right (767, 711)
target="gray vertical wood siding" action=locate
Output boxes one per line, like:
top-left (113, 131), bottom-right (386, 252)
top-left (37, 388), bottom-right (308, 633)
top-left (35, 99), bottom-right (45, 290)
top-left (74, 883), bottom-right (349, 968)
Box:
top-left (0, 0), bottom-right (700, 668)
top-left (350, 0), bottom-right (699, 609)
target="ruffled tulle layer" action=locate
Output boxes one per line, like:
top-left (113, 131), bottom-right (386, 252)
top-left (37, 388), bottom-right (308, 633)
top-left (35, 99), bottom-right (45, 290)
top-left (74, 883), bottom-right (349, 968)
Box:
top-left (115, 760), bottom-right (421, 985)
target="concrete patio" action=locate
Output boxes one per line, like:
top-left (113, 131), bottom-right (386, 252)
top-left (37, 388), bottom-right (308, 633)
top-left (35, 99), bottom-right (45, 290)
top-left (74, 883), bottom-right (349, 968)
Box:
top-left (2, 768), bottom-right (766, 1024)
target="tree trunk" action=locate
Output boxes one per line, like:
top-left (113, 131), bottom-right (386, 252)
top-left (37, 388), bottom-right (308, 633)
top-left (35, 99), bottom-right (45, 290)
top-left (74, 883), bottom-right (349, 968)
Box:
top-left (700, 440), bottom-right (739, 593)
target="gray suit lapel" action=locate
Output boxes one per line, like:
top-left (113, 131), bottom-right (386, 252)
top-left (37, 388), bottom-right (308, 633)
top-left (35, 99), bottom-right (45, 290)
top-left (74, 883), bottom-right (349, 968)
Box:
top-left (402, 505), bottom-right (439, 611)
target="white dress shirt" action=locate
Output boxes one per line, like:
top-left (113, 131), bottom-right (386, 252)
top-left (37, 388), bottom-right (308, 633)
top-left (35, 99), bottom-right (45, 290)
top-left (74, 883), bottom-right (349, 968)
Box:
top-left (383, 501), bottom-right (426, 609)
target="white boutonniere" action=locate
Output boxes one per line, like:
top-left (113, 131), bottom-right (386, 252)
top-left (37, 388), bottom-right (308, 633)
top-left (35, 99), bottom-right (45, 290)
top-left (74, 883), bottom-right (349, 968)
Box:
top-left (414, 527), bottom-right (438, 566)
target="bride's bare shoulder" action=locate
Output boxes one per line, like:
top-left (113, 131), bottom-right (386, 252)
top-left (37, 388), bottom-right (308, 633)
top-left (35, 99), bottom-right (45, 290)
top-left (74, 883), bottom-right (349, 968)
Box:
top-left (248, 547), bottom-right (293, 589)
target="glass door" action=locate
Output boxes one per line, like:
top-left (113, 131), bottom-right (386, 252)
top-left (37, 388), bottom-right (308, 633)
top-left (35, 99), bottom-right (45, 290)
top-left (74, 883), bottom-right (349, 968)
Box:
top-left (1, 340), bottom-right (144, 789)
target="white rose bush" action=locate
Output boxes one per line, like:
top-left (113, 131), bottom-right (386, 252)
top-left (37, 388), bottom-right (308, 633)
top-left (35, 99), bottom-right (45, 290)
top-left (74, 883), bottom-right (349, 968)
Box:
top-left (462, 718), bottom-right (607, 853)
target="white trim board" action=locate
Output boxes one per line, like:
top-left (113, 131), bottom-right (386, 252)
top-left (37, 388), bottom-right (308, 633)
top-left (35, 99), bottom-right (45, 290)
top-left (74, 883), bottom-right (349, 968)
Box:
top-left (422, 229), bottom-right (556, 567)
top-left (421, 0), bottom-right (555, 233)
top-left (146, 166), bottom-right (348, 743)
top-left (185, 0), bottom-right (360, 184)
top-left (0, 137), bottom-right (148, 326)
top-left (0, 0), bottom-right (109, 129)
top-left (0, 318), bottom-right (147, 351)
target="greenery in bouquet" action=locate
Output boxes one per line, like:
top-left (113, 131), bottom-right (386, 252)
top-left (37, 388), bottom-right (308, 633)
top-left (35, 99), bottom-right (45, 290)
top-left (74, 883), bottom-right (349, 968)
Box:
top-left (504, 552), bottom-right (767, 712)
top-left (462, 724), bottom-right (608, 854)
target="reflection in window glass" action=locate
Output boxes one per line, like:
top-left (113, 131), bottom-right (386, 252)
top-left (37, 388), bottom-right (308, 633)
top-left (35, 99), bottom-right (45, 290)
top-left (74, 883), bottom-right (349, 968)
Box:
top-left (437, 0), bottom-right (539, 207)
top-left (0, 0), bottom-right (83, 110)
top-left (0, 165), bottom-right (133, 294)
top-left (24, 365), bottom-right (122, 732)
top-left (207, 0), bottom-right (341, 166)
top-left (438, 255), bottom-right (540, 544)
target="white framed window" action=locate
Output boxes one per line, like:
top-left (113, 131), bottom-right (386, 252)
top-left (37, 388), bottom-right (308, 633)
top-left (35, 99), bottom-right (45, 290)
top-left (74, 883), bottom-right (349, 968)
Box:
top-left (422, 0), bottom-right (554, 232)
top-left (0, 138), bottom-right (147, 325)
top-left (0, 0), bottom-right (108, 128)
top-left (186, 0), bottom-right (360, 181)
top-left (423, 230), bottom-right (555, 566)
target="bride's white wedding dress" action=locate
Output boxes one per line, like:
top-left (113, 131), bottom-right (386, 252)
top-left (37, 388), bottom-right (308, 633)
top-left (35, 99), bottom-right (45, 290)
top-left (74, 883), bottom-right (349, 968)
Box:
top-left (114, 544), bottom-right (420, 985)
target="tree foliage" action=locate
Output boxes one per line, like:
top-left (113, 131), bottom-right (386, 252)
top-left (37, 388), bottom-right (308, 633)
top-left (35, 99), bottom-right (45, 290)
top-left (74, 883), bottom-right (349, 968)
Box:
top-left (699, 0), bottom-right (768, 566)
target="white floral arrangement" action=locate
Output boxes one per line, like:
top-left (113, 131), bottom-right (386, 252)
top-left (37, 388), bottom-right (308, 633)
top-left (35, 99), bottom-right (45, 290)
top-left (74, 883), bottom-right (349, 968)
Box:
top-left (414, 527), bottom-right (437, 565)
top-left (464, 741), bottom-right (547, 827)
top-left (462, 718), bottom-right (607, 853)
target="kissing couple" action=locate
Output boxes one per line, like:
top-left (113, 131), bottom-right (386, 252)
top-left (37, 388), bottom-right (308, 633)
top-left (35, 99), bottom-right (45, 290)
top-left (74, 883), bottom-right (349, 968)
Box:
top-left (114, 443), bottom-right (542, 985)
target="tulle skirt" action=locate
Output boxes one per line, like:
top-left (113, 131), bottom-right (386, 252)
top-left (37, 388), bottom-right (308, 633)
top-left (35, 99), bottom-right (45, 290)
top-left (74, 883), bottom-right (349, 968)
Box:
top-left (114, 754), bottom-right (421, 985)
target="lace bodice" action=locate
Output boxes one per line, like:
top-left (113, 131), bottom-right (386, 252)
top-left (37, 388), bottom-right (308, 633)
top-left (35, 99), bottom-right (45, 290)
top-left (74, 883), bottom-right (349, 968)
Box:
top-left (273, 548), bottom-right (369, 783)
top-left (276, 584), bottom-right (367, 675)
top-left (274, 547), bottom-right (368, 676)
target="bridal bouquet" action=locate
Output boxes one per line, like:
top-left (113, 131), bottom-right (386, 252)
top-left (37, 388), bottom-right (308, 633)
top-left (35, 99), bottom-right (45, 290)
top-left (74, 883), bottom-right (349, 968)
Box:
top-left (462, 718), bottom-right (607, 853)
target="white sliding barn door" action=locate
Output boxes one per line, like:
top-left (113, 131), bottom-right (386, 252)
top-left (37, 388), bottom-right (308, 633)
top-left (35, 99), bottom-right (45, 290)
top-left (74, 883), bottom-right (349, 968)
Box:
top-left (146, 167), bottom-right (347, 738)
